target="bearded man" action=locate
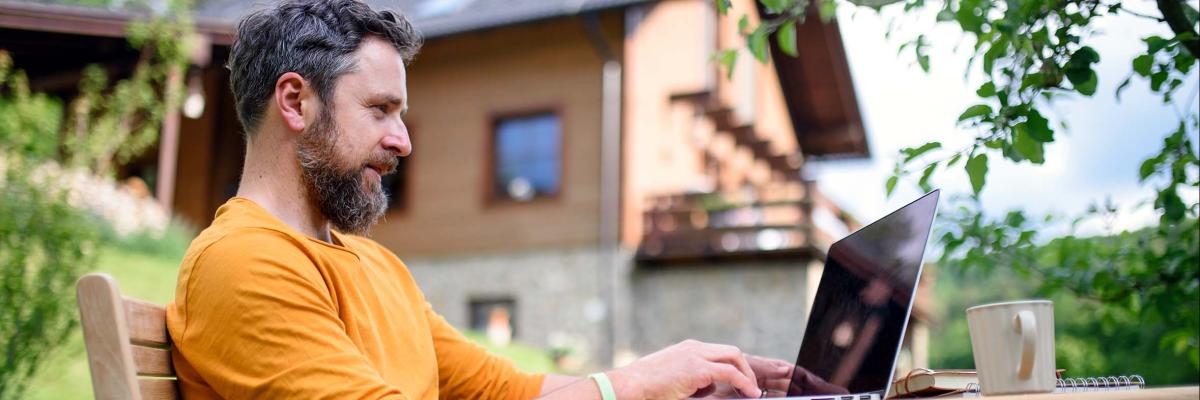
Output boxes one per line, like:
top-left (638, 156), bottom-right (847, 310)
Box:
top-left (165, 1), bottom-right (795, 398)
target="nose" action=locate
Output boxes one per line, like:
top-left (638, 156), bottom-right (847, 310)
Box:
top-left (381, 119), bottom-right (412, 157)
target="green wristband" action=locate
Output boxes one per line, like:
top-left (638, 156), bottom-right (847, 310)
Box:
top-left (588, 372), bottom-right (617, 400)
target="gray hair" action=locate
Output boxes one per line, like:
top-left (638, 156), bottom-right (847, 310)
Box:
top-left (227, 0), bottom-right (422, 137)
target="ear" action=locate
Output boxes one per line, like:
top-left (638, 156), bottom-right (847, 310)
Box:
top-left (274, 72), bottom-right (312, 133)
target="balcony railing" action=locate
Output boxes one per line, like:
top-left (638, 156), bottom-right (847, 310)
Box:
top-left (637, 191), bottom-right (849, 264)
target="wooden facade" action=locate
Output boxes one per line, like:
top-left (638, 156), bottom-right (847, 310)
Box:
top-left (0, 0), bottom-right (868, 261)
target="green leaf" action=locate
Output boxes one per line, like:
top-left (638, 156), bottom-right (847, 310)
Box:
top-left (738, 15), bottom-right (749, 34)
top-left (917, 54), bottom-right (930, 72)
top-left (946, 152), bottom-right (963, 166)
top-left (1115, 76), bottom-right (1133, 101)
top-left (1144, 36), bottom-right (1169, 54)
top-left (1139, 156), bottom-right (1162, 181)
top-left (818, 0), bottom-right (838, 21)
top-left (1013, 123), bottom-right (1045, 164)
top-left (1132, 54), bottom-right (1153, 77)
top-left (958, 104), bottom-right (993, 122)
top-left (747, 25), bottom-right (770, 63)
top-left (1021, 72), bottom-right (1045, 90)
top-left (976, 82), bottom-right (996, 97)
top-left (1160, 188), bottom-right (1186, 222)
top-left (777, 20), bottom-right (798, 57)
top-left (1074, 71), bottom-right (1098, 96)
top-left (1150, 70), bottom-right (1168, 91)
top-left (983, 39), bottom-right (1005, 75)
top-left (716, 49), bottom-right (738, 81)
top-left (966, 153), bottom-right (989, 194)
top-left (1025, 110), bottom-right (1053, 142)
top-left (936, 7), bottom-right (955, 21)
top-left (761, 0), bottom-right (791, 13)
top-left (715, 0), bottom-right (730, 15)
top-left (914, 34), bottom-right (930, 72)
top-left (1069, 46), bottom-right (1101, 66)
top-left (955, 0), bottom-right (984, 34)
top-left (902, 141), bottom-right (942, 163)
top-left (918, 162), bottom-right (938, 192)
top-left (1175, 50), bottom-right (1197, 73)
top-left (885, 175), bottom-right (899, 197)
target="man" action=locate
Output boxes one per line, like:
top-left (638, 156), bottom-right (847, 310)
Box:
top-left (165, 1), bottom-right (794, 398)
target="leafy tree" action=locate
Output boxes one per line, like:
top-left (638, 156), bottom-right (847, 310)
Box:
top-left (929, 228), bottom-right (1199, 383)
top-left (0, 3), bottom-right (193, 398)
top-left (715, 0), bottom-right (1200, 372)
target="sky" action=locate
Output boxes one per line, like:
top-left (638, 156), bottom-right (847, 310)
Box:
top-left (811, 2), bottom-right (1200, 236)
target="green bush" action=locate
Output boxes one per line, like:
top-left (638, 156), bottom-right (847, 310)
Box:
top-left (0, 168), bottom-right (102, 400)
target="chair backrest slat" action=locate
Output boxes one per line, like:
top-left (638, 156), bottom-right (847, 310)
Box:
top-left (132, 345), bottom-right (175, 377)
top-left (125, 298), bottom-right (170, 347)
top-left (78, 273), bottom-right (180, 400)
top-left (139, 379), bottom-right (180, 400)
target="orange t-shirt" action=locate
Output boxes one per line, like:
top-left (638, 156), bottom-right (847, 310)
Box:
top-left (166, 198), bottom-right (545, 399)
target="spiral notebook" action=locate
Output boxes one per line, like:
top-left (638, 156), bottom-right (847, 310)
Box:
top-left (888, 368), bottom-right (1145, 398)
top-left (961, 375), bottom-right (1146, 396)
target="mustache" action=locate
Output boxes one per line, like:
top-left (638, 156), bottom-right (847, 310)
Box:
top-left (364, 151), bottom-right (400, 176)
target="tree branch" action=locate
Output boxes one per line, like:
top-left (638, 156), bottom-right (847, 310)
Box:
top-left (1157, 0), bottom-right (1200, 59)
top-left (1119, 5), bottom-right (1166, 22)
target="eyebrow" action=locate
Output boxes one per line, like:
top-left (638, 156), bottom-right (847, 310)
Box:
top-left (365, 94), bottom-right (408, 116)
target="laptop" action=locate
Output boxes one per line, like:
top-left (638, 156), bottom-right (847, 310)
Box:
top-left (766, 189), bottom-right (940, 400)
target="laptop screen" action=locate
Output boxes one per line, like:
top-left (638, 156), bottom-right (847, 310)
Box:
top-left (787, 190), bottom-right (939, 396)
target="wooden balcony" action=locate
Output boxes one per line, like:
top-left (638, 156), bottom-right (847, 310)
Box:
top-left (636, 191), bottom-right (849, 265)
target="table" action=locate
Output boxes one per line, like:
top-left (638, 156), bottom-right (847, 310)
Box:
top-left (978, 386), bottom-right (1199, 399)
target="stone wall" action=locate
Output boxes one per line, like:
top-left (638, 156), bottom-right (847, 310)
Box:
top-left (405, 246), bottom-right (824, 368)
top-left (403, 246), bottom-right (615, 367)
top-left (629, 259), bottom-right (822, 362)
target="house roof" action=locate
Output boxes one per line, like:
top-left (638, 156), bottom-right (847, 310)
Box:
top-left (1, 0), bottom-right (868, 159)
top-left (762, 3), bottom-right (869, 159)
top-left (196, 0), bottom-right (647, 38)
top-left (0, 0), bottom-right (647, 42)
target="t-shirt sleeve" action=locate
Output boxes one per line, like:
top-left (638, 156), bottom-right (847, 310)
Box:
top-left (424, 302), bottom-right (546, 400)
top-left (172, 230), bottom-right (409, 399)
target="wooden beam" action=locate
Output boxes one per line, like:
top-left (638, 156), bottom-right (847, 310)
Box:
top-left (156, 64), bottom-right (182, 212)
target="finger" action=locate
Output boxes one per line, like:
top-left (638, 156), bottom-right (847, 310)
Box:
top-left (764, 377), bottom-right (791, 391)
top-left (689, 383), bottom-right (717, 398)
top-left (698, 345), bottom-right (758, 389)
top-left (747, 355), bottom-right (793, 379)
top-left (706, 362), bottom-right (760, 398)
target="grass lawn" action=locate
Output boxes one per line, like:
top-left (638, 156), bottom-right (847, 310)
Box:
top-left (25, 246), bottom-right (181, 400)
top-left (24, 245), bottom-right (556, 399)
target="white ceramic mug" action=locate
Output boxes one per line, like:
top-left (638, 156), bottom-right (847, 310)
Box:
top-left (966, 300), bottom-right (1056, 396)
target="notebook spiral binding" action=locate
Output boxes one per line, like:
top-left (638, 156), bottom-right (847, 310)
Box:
top-left (964, 375), bottom-right (1144, 393)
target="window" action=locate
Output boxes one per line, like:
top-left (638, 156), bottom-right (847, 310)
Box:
top-left (469, 297), bottom-right (517, 345)
top-left (381, 156), bottom-right (409, 212)
top-left (492, 113), bottom-right (561, 202)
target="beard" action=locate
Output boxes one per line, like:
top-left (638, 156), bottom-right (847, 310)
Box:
top-left (296, 106), bottom-right (398, 236)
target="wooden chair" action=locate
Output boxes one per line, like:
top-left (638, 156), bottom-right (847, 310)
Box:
top-left (77, 273), bottom-right (179, 400)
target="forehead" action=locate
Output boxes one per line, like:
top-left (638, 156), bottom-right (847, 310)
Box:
top-left (337, 36), bottom-right (407, 97)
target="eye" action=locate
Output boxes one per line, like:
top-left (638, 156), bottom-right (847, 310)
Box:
top-left (370, 104), bottom-right (388, 118)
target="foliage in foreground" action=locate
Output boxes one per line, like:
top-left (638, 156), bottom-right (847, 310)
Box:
top-left (930, 208), bottom-right (1200, 383)
top-left (716, 0), bottom-right (1200, 367)
top-left (0, 167), bottom-right (102, 399)
top-left (0, 2), bottom-right (193, 397)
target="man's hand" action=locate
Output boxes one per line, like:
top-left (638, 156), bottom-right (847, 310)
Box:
top-left (605, 339), bottom-right (762, 400)
top-left (698, 355), bottom-right (794, 398)
top-left (786, 366), bottom-right (848, 396)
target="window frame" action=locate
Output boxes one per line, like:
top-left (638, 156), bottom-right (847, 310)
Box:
top-left (382, 120), bottom-right (415, 216)
top-left (467, 296), bottom-right (518, 339)
top-left (484, 107), bottom-right (567, 206)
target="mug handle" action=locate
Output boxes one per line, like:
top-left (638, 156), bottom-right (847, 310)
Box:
top-left (1013, 310), bottom-right (1036, 380)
